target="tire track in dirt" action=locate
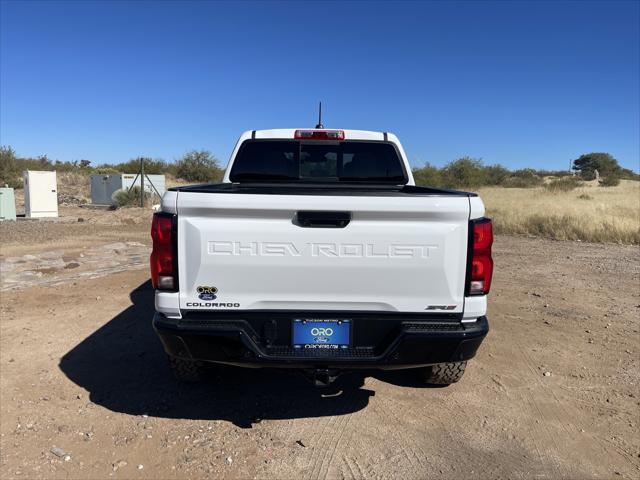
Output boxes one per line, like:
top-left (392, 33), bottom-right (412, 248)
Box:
top-left (314, 411), bottom-right (352, 480)
top-left (370, 401), bottom-right (417, 472)
top-left (302, 411), bottom-right (341, 479)
top-left (349, 385), bottom-right (441, 480)
top-left (328, 402), bottom-right (374, 480)
top-left (306, 392), bottom-right (358, 480)
top-left (517, 345), bottom-right (570, 478)
top-left (523, 352), bottom-right (640, 471)
top-left (507, 335), bottom-right (634, 478)
top-left (373, 391), bottom-right (430, 473)
top-left (341, 454), bottom-right (360, 480)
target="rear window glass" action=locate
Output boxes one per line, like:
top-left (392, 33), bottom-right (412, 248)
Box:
top-left (229, 140), bottom-right (407, 183)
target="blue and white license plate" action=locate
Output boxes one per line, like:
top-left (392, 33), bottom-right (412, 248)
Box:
top-left (292, 319), bottom-right (351, 350)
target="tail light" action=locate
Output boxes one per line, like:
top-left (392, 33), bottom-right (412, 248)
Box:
top-left (466, 218), bottom-right (493, 295)
top-left (150, 213), bottom-right (177, 290)
top-left (294, 130), bottom-right (345, 140)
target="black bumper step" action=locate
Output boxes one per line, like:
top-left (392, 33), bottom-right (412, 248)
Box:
top-left (153, 311), bottom-right (489, 369)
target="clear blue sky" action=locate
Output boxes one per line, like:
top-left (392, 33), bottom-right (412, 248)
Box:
top-left (1, 0), bottom-right (638, 171)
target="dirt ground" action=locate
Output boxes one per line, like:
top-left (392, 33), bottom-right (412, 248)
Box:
top-left (0, 207), bottom-right (639, 479)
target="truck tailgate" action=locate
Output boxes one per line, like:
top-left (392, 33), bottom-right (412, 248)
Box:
top-left (176, 192), bottom-right (470, 313)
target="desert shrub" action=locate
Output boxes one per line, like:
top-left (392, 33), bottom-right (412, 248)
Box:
top-left (1, 148), bottom-right (91, 187)
top-left (536, 169), bottom-right (573, 178)
top-left (109, 157), bottom-right (168, 174)
top-left (501, 169), bottom-right (544, 188)
top-left (412, 163), bottom-right (442, 187)
top-left (511, 168), bottom-right (543, 182)
top-left (0, 146), bottom-right (22, 188)
top-left (94, 167), bottom-right (120, 174)
top-left (14, 155), bottom-right (54, 171)
top-left (52, 159), bottom-right (93, 173)
top-left (502, 175), bottom-right (543, 188)
top-left (544, 176), bottom-right (583, 193)
top-left (2, 177), bottom-right (22, 189)
top-left (484, 165), bottom-right (510, 186)
top-left (58, 171), bottom-right (87, 187)
top-left (599, 175), bottom-right (621, 187)
top-left (112, 187), bottom-right (152, 208)
top-left (413, 160), bottom-right (546, 189)
top-left (173, 150), bottom-right (223, 182)
top-left (577, 193), bottom-right (593, 200)
top-left (440, 157), bottom-right (486, 188)
top-left (620, 168), bottom-right (640, 181)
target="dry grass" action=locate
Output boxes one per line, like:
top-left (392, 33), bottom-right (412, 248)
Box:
top-left (478, 179), bottom-right (640, 244)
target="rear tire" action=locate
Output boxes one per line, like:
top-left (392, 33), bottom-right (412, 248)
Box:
top-left (420, 361), bottom-right (467, 385)
top-left (168, 356), bottom-right (203, 383)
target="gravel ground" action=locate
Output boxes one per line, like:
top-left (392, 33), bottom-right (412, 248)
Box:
top-left (0, 206), bottom-right (150, 256)
top-left (0, 210), bottom-right (639, 479)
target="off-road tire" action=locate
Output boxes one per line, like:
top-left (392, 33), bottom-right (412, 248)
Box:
top-left (420, 361), bottom-right (467, 385)
top-left (168, 356), bottom-right (203, 383)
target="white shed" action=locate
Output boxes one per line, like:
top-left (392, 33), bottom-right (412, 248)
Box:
top-left (23, 170), bottom-right (58, 218)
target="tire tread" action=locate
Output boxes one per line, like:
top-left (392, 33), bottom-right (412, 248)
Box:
top-left (422, 361), bottom-right (467, 385)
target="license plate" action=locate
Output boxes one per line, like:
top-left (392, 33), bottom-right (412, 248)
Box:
top-left (292, 319), bottom-right (351, 350)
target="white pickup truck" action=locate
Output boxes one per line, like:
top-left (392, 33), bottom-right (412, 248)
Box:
top-left (151, 128), bottom-right (492, 386)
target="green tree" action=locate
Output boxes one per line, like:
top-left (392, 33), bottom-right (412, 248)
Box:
top-left (174, 150), bottom-right (223, 182)
top-left (572, 152), bottom-right (621, 180)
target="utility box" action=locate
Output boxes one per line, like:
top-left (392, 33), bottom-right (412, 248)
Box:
top-left (90, 173), bottom-right (166, 205)
top-left (122, 173), bottom-right (166, 198)
top-left (0, 187), bottom-right (17, 221)
top-left (23, 170), bottom-right (58, 218)
top-left (90, 174), bottom-right (122, 205)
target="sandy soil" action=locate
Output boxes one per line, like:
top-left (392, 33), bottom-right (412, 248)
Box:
top-left (0, 210), bottom-right (639, 479)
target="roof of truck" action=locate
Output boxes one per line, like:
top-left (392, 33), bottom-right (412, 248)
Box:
top-left (245, 129), bottom-right (397, 142)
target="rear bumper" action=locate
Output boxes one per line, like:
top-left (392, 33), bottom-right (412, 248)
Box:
top-left (153, 311), bottom-right (489, 370)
